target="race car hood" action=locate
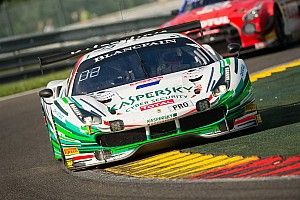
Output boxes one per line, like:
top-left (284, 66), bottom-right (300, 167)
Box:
top-left (88, 62), bottom-right (222, 115)
top-left (162, 0), bottom-right (258, 28)
top-left (54, 58), bottom-right (246, 130)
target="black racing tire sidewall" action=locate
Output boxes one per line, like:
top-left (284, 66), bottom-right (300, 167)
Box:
top-left (274, 8), bottom-right (286, 46)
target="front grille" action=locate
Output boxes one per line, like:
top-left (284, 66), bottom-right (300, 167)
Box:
top-left (96, 128), bottom-right (146, 147)
top-left (179, 107), bottom-right (225, 132)
top-left (150, 121), bottom-right (177, 139)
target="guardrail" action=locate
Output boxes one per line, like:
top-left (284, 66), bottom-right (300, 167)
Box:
top-left (0, 15), bottom-right (172, 82)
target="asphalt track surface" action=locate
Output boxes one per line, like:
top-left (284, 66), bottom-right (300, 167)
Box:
top-left (1, 45), bottom-right (300, 200)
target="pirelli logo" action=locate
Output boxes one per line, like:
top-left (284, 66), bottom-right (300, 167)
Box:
top-left (63, 147), bottom-right (79, 156)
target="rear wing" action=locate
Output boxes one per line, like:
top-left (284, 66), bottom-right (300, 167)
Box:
top-left (38, 20), bottom-right (202, 67)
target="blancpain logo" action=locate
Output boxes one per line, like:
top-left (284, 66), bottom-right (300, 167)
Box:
top-left (94, 39), bottom-right (177, 62)
top-left (196, 2), bottom-right (231, 15)
top-left (201, 16), bottom-right (230, 28)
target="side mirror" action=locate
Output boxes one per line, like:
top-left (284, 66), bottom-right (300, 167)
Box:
top-left (171, 9), bottom-right (179, 16)
top-left (227, 43), bottom-right (241, 56)
top-left (39, 88), bottom-right (53, 98)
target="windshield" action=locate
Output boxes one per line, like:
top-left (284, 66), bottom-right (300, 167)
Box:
top-left (72, 37), bottom-right (214, 95)
top-left (180, 0), bottom-right (228, 13)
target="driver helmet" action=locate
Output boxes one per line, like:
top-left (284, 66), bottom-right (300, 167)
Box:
top-left (157, 48), bottom-right (183, 75)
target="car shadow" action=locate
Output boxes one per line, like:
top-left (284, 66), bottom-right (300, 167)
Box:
top-left (94, 102), bottom-right (300, 170)
top-left (239, 41), bottom-right (300, 59)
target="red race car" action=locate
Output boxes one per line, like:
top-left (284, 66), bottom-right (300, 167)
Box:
top-left (162, 0), bottom-right (300, 53)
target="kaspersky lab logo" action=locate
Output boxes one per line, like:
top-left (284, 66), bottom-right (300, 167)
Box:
top-left (109, 86), bottom-right (193, 112)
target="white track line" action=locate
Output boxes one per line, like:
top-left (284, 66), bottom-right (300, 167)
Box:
top-left (0, 87), bottom-right (43, 102)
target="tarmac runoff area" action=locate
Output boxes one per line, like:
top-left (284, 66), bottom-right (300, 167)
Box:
top-left (250, 58), bottom-right (300, 82)
top-left (0, 58), bottom-right (299, 181)
top-left (95, 59), bottom-right (300, 180)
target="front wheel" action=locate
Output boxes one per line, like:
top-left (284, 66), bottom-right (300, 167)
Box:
top-left (50, 136), bottom-right (63, 161)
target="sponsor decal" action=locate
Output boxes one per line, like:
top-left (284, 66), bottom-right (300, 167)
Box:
top-left (200, 16), bottom-right (230, 28)
top-left (120, 95), bottom-right (187, 112)
top-left (147, 113), bottom-right (177, 125)
top-left (93, 39), bottom-right (177, 62)
top-left (63, 147), bottom-right (79, 156)
top-left (168, 100), bottom-right (193, 112)
top-left (73, 154), bottom-right (94, 161)
top-left (109, 86), bottom-right (193, 112)
top-left (196, 1), bottom-right (231, 15)
top-left (140, 99), bottom-right (174, 111)
top-left (234, 114), bottom-right (256, 126)
top-left (65, 159), bottom-right (74, 169)
top-left (203, 29), bottom-right (221, 36)
top-left (194, 84), bottom-right (202, 94)
top-left (130, 76), bottom-right (163, 86)
top-left (245, 103), bottom-right (257, 112)
top-left (256, 114), bottom-right (262, 124)
top-left (52, 107), bottom-right (66, 122)
top-left (78, 66), bottom-right (101, 83)
top-left (136, 80), bottom-right (160, 89)
top-left (240, 63), bottom-right (246, 77)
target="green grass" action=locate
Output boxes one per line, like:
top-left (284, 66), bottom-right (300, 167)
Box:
top-left (183, 66), bottom-right (300, 157)
top-left (0, 69), bottom-right (71, 97)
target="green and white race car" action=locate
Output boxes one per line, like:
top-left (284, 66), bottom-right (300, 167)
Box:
top-left (39, 22), bottom-right (260, 170)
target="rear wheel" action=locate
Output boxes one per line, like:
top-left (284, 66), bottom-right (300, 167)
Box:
top-left (274, 7), bottom-right (287, 46)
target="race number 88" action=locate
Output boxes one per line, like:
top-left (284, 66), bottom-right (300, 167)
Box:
top-left (79, 66), bottom-right (101, 82)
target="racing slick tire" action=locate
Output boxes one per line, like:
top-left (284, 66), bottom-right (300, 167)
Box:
top-left (274, 6), bottom-right (288, 47)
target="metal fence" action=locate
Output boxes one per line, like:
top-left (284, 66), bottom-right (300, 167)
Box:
top-left (0, 15), bottom-right (172, 82)
top-left (0, 0), bottom-right (155, 38)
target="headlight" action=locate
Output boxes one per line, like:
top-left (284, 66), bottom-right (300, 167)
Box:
top-left (83, 116), bottom-right (102, 125)
top-left (110, 120), bottom-right (124, 132)
top-left (243, 3), bottom-right (262, 21)
top-left (243, 23), bottom-right (256, 34)
top-left (196, 100), bottom-right (210, 112)
top-left (70, 103), bottom-right (102, 125)
top-left (213, 85), bottom-right (228, 97)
